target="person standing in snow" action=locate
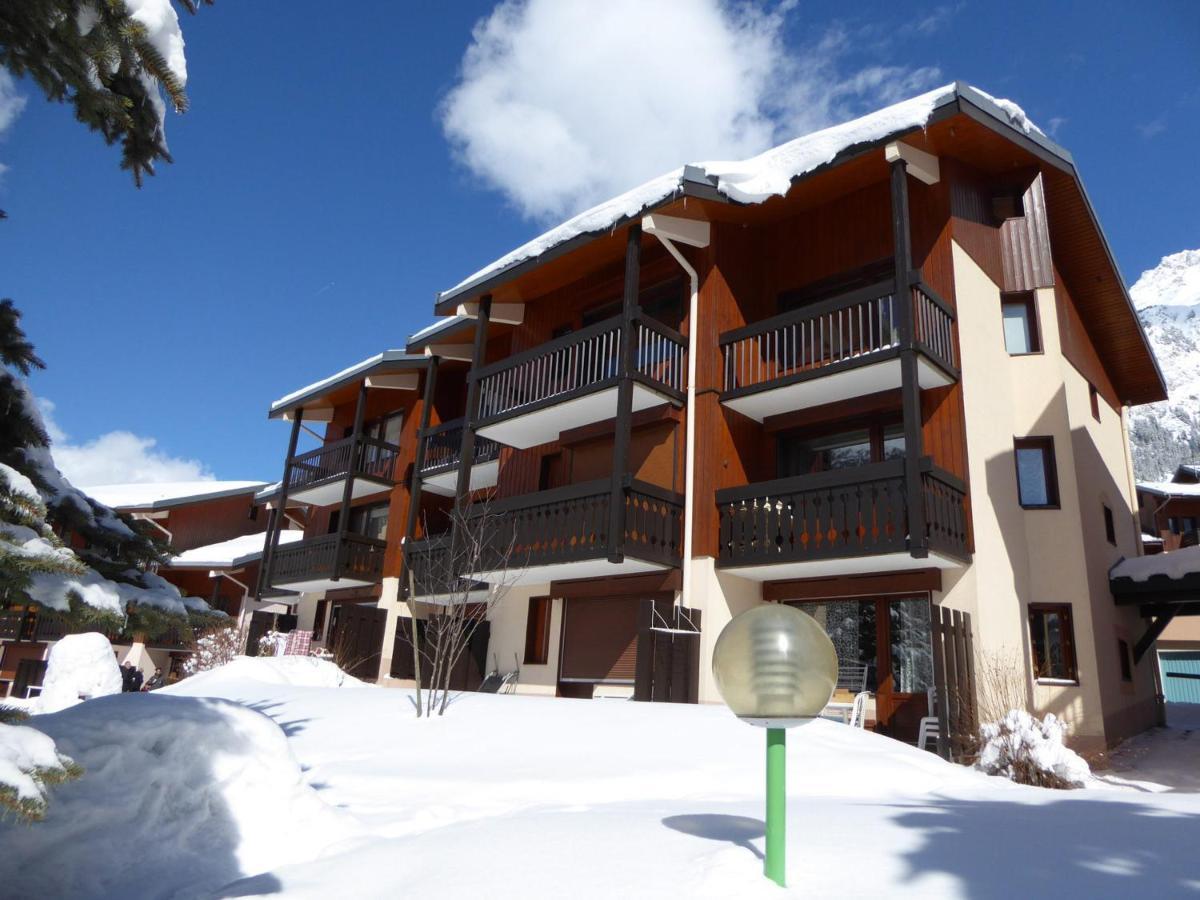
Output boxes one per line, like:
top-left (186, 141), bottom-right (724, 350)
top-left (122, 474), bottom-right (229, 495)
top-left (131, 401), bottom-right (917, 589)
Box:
top-left (120, 662), bottom-right (136, 693)
top-left (129, 666), bottom-right (144, 692)
top-left (143, 668), bottom-right (165, 691)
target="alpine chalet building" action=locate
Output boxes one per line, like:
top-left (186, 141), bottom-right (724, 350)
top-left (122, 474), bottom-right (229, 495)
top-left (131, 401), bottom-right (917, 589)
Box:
top-left (258, 83), bottom-right (1167, 753)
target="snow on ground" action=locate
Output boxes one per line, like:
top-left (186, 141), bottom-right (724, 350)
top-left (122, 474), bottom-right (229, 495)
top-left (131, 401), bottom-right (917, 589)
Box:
top-left (5, 659), bottom-right (1199, 898)
top-left (174, 655), bottom-right (371, 692)
top-left (1096, 704), bottom-right (1200, 793)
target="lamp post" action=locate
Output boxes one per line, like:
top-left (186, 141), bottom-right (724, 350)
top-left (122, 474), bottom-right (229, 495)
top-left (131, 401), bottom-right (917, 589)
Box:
top-left (711, 604), bottom-right (838, 888)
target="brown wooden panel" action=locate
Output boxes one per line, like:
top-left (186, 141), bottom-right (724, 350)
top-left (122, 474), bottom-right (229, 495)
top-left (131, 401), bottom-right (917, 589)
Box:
top-left (559, 597), bottom-right (640, 682)
top-left (1054, 264), bottom-right (1121, 412)
top-left (550, 573), bottom-right (679, 598)
top-left (764, 569), bottom-right (942, 602)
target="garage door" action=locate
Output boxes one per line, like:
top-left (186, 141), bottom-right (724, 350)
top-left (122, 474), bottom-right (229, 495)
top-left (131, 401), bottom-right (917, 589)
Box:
top-left (1159, 650), bottom-right (1200, 704)
top-left (559, 597), bottom-right (640, 684)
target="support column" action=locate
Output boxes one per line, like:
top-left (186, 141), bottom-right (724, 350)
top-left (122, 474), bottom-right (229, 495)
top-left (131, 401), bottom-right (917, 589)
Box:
top-left (891, 158), bottom-right (927, 558)
top-left (258, 407), bottom-right (304, 598)
top-left (454, 296), bottom-right (493, 515)
top-left (609, 223), bottom-right (642, 562)
top-left (765, 727), bottom-right (787, 887)
top-left (401, 357), bottom-right (439, 594)
top-left (333, 383), bottom-right (369, 580)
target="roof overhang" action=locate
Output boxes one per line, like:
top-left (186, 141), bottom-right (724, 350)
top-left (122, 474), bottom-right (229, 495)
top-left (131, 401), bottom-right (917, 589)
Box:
top-left (269, 351), bottom-right (429, 420)
top-left (430, 82), bottom-right (1165, 405)
top-left (111, 483), bottom-right (268, 512)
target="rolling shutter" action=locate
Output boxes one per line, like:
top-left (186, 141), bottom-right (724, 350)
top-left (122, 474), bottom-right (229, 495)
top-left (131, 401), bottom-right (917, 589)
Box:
top-left (559, 597), bottom-right (640, 683)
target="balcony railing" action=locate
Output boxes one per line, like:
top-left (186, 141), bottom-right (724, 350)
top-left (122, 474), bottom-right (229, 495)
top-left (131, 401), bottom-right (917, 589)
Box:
top-left (716, 458), bottom-right (967, 567)
top-left (419, 419), bottom-right (501, 478)
top-left (287, 435), bottom-right (401, 495)
top-left (0, 611), bottom-right (25, 641)
top-left (270, 533), bottom-right (387, 587)
top-left (720, 275), bottom-right (957, 396)
top-left (403, 533), bottom-right (489, 598)
top-left (474, 312), bottom-right (686, 425)
top-left (472, 478), bottom-right (684, 572)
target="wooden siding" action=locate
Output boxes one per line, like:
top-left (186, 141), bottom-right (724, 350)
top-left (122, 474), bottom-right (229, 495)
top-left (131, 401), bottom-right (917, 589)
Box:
top-left (1054, 263), bottom-right (1122, 412)
top-left (1000, 173), bottom-right (1054, 291)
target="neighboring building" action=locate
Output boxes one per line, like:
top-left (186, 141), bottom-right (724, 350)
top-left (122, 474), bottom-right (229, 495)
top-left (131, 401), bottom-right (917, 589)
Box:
top-left (1136, 465), bottom-right (1200, 553)
top-left (1, 480), bottom-right (273, 695)
top-left (1127, 464), bottom-right (1200, 703)
top-left (260, 82), bottom-right (1170, 751)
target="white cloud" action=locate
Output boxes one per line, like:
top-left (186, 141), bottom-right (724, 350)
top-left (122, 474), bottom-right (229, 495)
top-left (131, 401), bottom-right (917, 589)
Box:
top-left (441, 0), bottom-right (941, 223)
top-left (0, 69), bottom-right (27, 178)
top-left (37, 398), bottom-right (215, 488)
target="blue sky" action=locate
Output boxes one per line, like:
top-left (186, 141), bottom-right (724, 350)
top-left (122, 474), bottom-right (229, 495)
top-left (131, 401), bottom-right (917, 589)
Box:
top-left (2, 0), bottom-right (1197, 485)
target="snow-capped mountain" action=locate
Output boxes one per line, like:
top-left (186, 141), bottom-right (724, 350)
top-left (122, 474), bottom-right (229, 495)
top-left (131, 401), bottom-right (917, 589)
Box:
top-left (1127, 249), bottom-right (1200, 481)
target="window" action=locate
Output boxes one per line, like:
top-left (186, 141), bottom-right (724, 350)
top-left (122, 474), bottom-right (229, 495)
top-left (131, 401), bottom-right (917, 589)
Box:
top-left (1089, 383), bottom-right (1101, 422)
top-left (523, 596), bottom-right (552, 664)
top-left (1117, 638), bottom-right (1133, 683)
top-left (1014, 437), bottom-right (1059, 508)
top-left (335, 503), bottom-right (389, 541)
top-left (248, 504), bottom-right (259, 522)
top-left (1103, 504), bottom-right (1116, 545)
top-left (1028, 604), bottom-right (1078, 682)
top-left (365, 411), bottom-right (404, 447)
top-left (1001, 293), bottom-right (1040, 355)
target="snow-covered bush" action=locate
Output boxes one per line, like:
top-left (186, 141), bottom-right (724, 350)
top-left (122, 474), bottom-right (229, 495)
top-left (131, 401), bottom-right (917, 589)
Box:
top-left (38, 633), bottom-right (124, 714)
top-left (975, 709), bottom-right (1090, 789)
top-left (258, 630), bottom-right (288, 658)
top-left (183, 624), bottom-right (248, 676)
top-left (0, 719), bottom-right (82, 822)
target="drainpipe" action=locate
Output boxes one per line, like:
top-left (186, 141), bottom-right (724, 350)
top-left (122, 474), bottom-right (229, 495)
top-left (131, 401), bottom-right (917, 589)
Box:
top-left (642, 214), bottom-right (711, 612)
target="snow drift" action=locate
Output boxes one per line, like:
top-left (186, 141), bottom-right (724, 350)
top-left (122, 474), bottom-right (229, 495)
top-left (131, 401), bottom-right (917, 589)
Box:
top-left (0, 693), bottom-right (360, 898)
top-left (37, 632), bottom-right (123, 714)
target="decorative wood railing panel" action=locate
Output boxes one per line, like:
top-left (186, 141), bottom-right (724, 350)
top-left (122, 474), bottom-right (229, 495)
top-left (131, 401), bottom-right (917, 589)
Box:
top-left (419, 419), bottom-right (500, 477)
top-left (910, 282), bottom-right (957, 374)
top-left (720, 275), bottom-right (958, 396)
top-left (404, 533), bottom-right (489, 598)
top-left (270, 533), bottom-right (386, 586)
top-left (287, 435), bottom-right (401, 493)
top-left (470, 478), bottom-right (684, 573)
top-left (717, 458), bottom-right (968, 567)
top-left (474, 313), bottom-right (686, 424)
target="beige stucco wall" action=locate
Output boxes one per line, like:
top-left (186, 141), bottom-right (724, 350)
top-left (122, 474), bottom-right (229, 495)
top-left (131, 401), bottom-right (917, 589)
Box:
top-left (481, 583), bottom-right (562, 696)
top-left (943, 242), bottom-right (1158, 750)
top-left (688, 559), bottom-right (764, 704)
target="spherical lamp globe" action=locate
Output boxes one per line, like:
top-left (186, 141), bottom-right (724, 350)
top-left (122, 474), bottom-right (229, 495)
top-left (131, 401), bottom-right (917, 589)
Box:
top-left (711, 604), bottom-right (838, 726)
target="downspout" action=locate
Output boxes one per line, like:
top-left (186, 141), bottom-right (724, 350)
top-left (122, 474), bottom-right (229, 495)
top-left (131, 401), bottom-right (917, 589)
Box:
top-left (642, 215), bottom-right (711, 611)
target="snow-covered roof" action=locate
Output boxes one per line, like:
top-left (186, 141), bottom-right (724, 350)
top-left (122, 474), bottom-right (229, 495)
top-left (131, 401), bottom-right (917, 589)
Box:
top-left (435, 81), bottom-right (1063, 310)
top-left (1112, 546), bottom-right (1200, 583)
top-left (1137, 481), bottom-right (1200, 499)
top-left (409, 316), bottom-right (471, 345)
top-left (1142, 532), bottom-right (1165, 544)
top-left (85, 481), bottom-right (268, 511)
top-left (167, 529), bottom-right (305, 569)
top-left (270, 350), bottom-right (427, 418)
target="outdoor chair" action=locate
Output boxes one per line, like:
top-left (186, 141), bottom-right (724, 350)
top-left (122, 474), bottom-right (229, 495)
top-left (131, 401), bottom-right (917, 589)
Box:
top-left (848, 691), bottom-right (871, 729)
top-left (917, 686), bottom-right (941, 752)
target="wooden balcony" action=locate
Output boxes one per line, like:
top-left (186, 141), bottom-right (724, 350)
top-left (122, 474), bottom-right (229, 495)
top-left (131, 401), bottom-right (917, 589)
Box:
top-left (286, 435), bottom-right (402, 507)
top-left (473, 312), bottom-right (686, 449)
top-left (403, 533), bottom-right (491, 603)
top-left (720, 276), bottom-right (958, 422)
top-left (418, 419), bottom-right (501, 497)
top-left (268, 532), bottom-right (387, 593)
top-left (467, 479), bottom-right (684, 585)
top-left (716, 458), bottom-right (969, 580)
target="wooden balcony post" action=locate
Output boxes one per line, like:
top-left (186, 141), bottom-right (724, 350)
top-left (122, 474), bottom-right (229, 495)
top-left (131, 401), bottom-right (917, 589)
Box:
top-left (608, 224), bottom-right (642, 562)
top-left (259, 406), bottom-right (304, 598)
top-left (891, 157), bottom-right (928, 558)
top-left (401, 357), bottom-right (439, 596)
top-left (334, 382), bottom-right (370, 580)
top-left (455, 295), bottom-right (492, 514)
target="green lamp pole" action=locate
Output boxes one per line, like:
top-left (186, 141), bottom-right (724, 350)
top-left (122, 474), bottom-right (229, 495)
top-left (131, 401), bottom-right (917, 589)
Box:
top-left (765, 727), bottom-right (787, 885)
top-left (711, 604), bottom-right (839, 889)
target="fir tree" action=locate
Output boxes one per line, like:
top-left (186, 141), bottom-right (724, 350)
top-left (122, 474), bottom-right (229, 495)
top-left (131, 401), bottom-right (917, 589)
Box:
top-left (0, 299), bottom-right (216, 637)
top-left (0, 1), bottom-right (212, 186)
